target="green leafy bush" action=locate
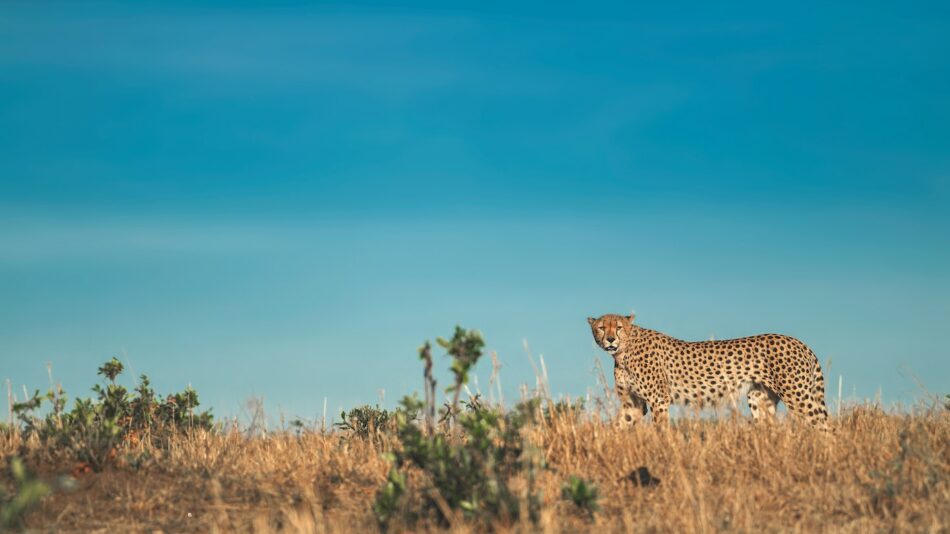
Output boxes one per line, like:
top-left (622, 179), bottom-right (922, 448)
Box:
top-left (545, 398), bottom-right (586, 421)
top-left (561, 475), bottom-right (600, 519)
top-left (0, 457), bottom-right (51, 530)
top-left (375, 397), bottom-right (542, 529)
top-left (336, 405), bottom-right (396, 439)
top-left (374, 326), bottom-right (542, 531)
top-left (0, 456), bottom-right (76, 530)
top-left (11, 358), bottom-right (214, 470)
top-left (437, 326), bottom-right (485, 416)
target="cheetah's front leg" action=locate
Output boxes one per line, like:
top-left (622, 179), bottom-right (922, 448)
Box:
top-left (614, 369), bottom-right (647, 428)
top-left (649, 399), bottom-right (671, 425)
top-left (639, 378), bottom-right (672, 425)
top-left (619, 390), bottom-right (648, 428)
top-left (640, 388), bottom-right (672, 425)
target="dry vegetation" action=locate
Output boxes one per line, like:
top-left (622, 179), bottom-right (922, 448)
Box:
top-left (2, 401), bottom-right (948, 533)
top-left (2, 334), bottom-right (948, 533)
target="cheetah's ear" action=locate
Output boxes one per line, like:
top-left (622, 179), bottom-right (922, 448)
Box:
top-left (587, 317), bottom-right (596, 325)
top-left (625, 314), bottom-right (635, 324)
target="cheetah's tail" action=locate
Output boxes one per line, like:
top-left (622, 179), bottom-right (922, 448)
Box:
top-left (810, 351), bottom-right (830, 422)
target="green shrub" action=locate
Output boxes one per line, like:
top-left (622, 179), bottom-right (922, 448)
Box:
top-left (437, 326), bottom-right (485, 418)
top-left (0, 457), bottom-right (51, 530)
top-left (336, 405), bottom-right (396, 439)
top-left (561, 475), bottom-right (600, 519)
top-left (0, 456), bottom-right (77, 530)
top-left (12, 358), bottom-right (214, 470)
top-left (375, 397), bottom-right (542, 529)
top-left (374, 326), bottom-right (542, 531)
top-left (545, 398), bottom-right (586, 421)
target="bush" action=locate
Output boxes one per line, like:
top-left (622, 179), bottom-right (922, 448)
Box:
top-left (545, 398), bottom-right (585, 420)
top-left (374, 327), bottom-right (542, 531)
top-left (561, 475), bottom-right (600, 519)
top-left (11, 358), bottom-right (214, 470)
top-left (0, 457), bottom-right (51, 530)
top-left (336, 405), bottom-right (396, 439)
top-left (375, 398), bottom-right (542, 529)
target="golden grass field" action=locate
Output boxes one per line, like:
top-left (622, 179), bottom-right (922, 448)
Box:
top-left (3, 400), bottom-right (948, 533)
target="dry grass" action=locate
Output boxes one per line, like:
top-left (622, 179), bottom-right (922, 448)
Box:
top-left (2, 402), bottom-right (948, 533)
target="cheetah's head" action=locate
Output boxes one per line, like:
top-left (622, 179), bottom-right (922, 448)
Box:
top-left (587, 314), bottom-right (634, 355)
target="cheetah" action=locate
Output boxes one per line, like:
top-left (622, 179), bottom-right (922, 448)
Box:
top-left (588, 313), bottom-right (829, 429)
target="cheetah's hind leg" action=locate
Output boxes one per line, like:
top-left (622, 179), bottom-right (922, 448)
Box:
top-left (747, 384), bottom-right (779, 423)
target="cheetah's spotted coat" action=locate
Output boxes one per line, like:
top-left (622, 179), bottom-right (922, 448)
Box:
top-left (588, 314), bottom-right (829, 429)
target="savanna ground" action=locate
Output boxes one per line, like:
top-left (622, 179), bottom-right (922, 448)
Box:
top-left (2, 331), bottom-right (948, 533)
top-left (3, 405), bottom-right (949, 533)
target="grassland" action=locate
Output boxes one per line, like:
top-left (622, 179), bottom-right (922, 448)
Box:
top-left (3, 400), bottom-right (948, 533)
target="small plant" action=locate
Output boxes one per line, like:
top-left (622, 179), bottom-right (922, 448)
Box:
top-left (373, 457), bottom-right (407, 527)
top-left (374, 326), bottom-right (542, 531)
top-left (561, 475), bottom-right (600, 519)
top-left (544, 398), bottom-right (586, 422)
top-left (11, 359), bottom-right (214, 470)
top-left (336, 405), bottom-right (395, 439)
top-left (289, 418), bottom-right (307, 436)
top-left (437, 326), bottom-right (485, 421)
top-left (0, 457), bottom-right (52, 529)
top-left (98, 357), bottom-right (124, 383)
top-left (375, 397), bottom-right (542, 530)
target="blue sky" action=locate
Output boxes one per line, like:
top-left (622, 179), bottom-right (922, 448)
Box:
top-left (1, 1), bottom-right (948, 420)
